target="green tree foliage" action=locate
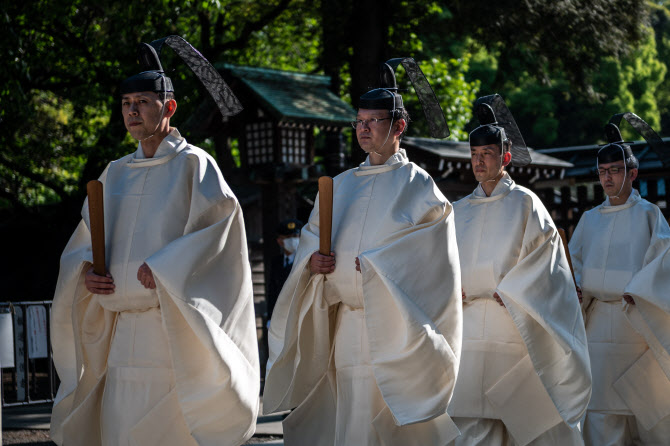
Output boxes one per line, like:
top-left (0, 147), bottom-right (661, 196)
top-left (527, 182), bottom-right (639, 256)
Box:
top-left (2, 0), bottom-right (667, 303)
top-left (319, 0), bottom-right (653, 154)
top-left (650, 1), bottom-right (670, 135)
top-left (398, 56), bottom-right (480, 141)
top-left (0, 0), bottom-right (659, 209)
top-left (0, 0), bottom-right (319, 209)
top-left (479, 27), bottom-right (667, 148)
top-left (443, 0), bottom-right (647, 93)
top-left (384, 4), bottom-right (481, 141)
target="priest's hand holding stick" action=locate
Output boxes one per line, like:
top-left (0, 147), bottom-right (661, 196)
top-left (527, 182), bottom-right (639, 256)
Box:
top-left (310, 177), bottom-right (335, 274)
top-left (84, 180), bottom-right (115, 295)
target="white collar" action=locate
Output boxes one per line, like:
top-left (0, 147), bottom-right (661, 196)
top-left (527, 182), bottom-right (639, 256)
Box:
top-left (134, 128), bottom-right (184, 160)
top-left (354, 149), bottom-right (408, 176)
top-left (128, 129), bottom-right (187, 168)
top-left (473, 171), bottom-right (514, 198)
top-left (600, 189), bottom-right (641, 213)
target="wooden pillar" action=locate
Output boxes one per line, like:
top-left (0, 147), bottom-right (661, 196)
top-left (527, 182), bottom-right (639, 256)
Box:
top-left (324, 131), bottom-right (346, 177)
top-left (539, 188), bottom-right (556, 221)
top-left (261, 182), bottom-right (298, 294)
top-left (573, 185), bottom-right (589, 236)
top-left (559, 186), bottom-right (572, 230)
top-left (349, 0), bottom-right (389, 166)
top-left (214, 132), bottom-right (236, 174)
top-left (647, 177), bottom-right (659, 203)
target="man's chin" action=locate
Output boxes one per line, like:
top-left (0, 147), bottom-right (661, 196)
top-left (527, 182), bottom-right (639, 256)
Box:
top-left (127, 129), bottom-right (149, 141)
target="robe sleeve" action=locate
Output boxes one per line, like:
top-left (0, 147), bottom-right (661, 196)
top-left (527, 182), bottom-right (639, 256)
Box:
top-left (495, 193), bottom-right (591, 428)
top-left (145, 156), bottom-right (259, 446)
top-left (359, 199), bottom-right (462, 426)
top-left (50, 167), bottom-right (117, 445)
top-left (263, 195), bottom-right (338, 414)
top-left (623, 208), bottom-right (670, 378)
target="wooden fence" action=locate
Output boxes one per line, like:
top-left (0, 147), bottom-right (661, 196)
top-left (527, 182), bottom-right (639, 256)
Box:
top-left (538, 177), bottom-right (670, 240)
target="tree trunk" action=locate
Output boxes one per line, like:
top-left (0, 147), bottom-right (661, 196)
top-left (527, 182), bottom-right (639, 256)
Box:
top-left (349, 0), bottom-right (390, 165)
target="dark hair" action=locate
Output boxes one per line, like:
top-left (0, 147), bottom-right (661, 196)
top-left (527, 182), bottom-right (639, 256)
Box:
top-left (598, 143), bottom-right (639, 170)
top-left (485, 143), bottom-right (512, 171)
top-left (486, 140), bottom-right (511, 155)
top-left (493, 141), bottom-right (512, 169)
top-left (625, 152), bottom-right (639, 169)
top-left (158, 91), bottom-right (175, 103)
top-left (395, 108), bottom-right (410, 139)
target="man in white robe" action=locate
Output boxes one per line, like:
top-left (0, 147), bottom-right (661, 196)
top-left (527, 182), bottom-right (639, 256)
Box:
top-left (448, 95), bottom-right (591, 446)
top-left (569, 118), bottom-right (670, 445)
top-left (50, 41), bottom-right (259, 446)
top-left (263, 61), bottom-right (463, 446)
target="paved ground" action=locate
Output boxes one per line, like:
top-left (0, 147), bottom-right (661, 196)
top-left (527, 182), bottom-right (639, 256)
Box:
top-left (2, 402), bottom-right (284, 445)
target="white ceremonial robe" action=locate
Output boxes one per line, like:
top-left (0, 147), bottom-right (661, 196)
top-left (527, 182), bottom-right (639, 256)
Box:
top-left (263, 149), bottom-right (463, 446)
top-left (50, 129), bottom-right (259, 446)
top-left (569, 190), bottom-right (670, 445)
top-left (449, 173), bottom-right (591, 446)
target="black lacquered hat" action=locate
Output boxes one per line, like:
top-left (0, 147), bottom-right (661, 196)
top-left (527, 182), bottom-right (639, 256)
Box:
top-left (469, 94), bottom-right (531, 167)
top-left (598, 112), bottom-right (669, 168)
top-left (120, 35), bottom-right (242, 118)
top-left (359, 57), bottom-right (449, 139)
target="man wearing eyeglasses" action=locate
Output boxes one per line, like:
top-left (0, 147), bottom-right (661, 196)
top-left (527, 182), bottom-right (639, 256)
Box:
top-left (264, 62), bottom-right (462, 446)
top-left (569, 119), bottom-right (670, 445)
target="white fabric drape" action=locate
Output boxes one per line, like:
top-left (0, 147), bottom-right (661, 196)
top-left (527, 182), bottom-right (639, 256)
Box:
top-left (264, 150), bottom-right (463, 445)
top-left (50, 130), bottom-right (259, 446)
top-left (570, 190), bottom-right (670, 431)
top-left (450, 173), bottom-right (591, 446)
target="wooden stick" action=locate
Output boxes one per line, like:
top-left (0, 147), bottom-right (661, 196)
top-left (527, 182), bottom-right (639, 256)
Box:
top-left (87, 180), bottom-right (106, 276)
top-left (318, 176), bottom-right (333, 256)
top-left (558, 228), bottom-right (576, 287)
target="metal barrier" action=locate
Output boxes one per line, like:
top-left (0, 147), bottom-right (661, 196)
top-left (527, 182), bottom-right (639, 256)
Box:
top-left (0, 301), bottom-right (57, 407)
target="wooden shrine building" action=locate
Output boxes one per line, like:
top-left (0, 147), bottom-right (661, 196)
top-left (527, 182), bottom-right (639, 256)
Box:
top-left (403, 136), bottom-right (573, 202)
top-left (535, 138), bottom-right (670, 236)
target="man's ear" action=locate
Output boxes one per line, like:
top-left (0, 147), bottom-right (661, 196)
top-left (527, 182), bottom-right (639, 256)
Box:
top-left (502, 151), bottom-right (512, 167)
top-left (629, 168), bottom-right (638, 182)
top-left (395, 118), bottom-right (406, 137)
top-left (165, 99), bottom-right (177, 118)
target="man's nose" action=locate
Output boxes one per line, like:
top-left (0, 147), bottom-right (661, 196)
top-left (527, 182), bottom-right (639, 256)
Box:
top-left (128, 103), bottom-right (139, 115)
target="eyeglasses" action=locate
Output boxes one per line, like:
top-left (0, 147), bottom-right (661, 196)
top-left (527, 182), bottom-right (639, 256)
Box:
top-left (351, 117), bottom-right (392, 129)
top-left (597, 166), bottom-right (624, 176)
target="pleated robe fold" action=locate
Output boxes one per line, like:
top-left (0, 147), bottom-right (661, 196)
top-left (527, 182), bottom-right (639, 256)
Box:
top-left (263, 150), bottom-right (463, 445)
top-left (50, 130), bottom-right (259, 446)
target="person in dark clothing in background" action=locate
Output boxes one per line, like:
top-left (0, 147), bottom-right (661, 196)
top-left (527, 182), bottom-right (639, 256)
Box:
top-left (266, 219), bottom-right (303, 327)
